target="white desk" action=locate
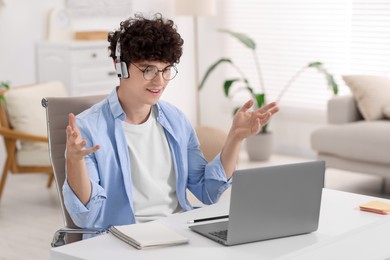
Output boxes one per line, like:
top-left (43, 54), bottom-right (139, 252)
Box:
top-left (51, 189), bottom-right (390, 260)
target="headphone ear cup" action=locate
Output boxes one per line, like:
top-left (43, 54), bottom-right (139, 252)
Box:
top-left (120, 62), bottom-right (129, 78)
top-left (115, 62), bottom-right (129, 78)
top-left (115, 62), bottom-right (123, 78)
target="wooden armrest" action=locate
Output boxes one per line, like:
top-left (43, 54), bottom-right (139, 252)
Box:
top-left (0, 127), bottom-right (48, 142)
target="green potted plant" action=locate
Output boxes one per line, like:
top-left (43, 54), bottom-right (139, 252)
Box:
top-left (0, 81), bottom-right (10, 102)
top-left (199, 29), bottom-right (339, 161)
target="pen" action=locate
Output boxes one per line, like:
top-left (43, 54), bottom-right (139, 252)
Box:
top-left (187, 215), bottom-right (229, 224)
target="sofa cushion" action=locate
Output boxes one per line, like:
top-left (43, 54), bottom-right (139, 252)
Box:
top-left (4, 81), bottom-right (67, 165)
top-left (342, 75), bottom-right (390, 121)
top-left (311, 121), bottom-right (390, 165)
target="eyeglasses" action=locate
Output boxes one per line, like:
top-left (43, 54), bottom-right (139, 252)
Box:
top-left (131, 63), bottom-right (178, 81)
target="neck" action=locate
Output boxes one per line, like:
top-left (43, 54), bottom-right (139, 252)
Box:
top-left (125, 105), bottom-right (152, 124)
top-left (118, 94), bottom-right (152, 124)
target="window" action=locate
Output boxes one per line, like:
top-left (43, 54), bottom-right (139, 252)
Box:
top-left (221, 0), bottom-right (390, 112)
top-left (351, 1), bottom-right (390, 74)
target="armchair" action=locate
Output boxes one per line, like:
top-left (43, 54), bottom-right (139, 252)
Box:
top-left (0, 82), bottom-right (67, 201)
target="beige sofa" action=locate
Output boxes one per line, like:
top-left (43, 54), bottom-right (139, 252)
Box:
top-left (311, 95), bottom-right (390, 194)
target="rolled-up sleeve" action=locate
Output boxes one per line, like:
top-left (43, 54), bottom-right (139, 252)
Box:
top-left (186, 129), bottom-right (232, 205)
top-left (204, 153), bottom-right (232, 201)
top-left (63, 178), bottom-right (106, 228)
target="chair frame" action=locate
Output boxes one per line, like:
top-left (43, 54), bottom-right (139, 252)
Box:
top-left (42, 95), bottom-right (107, 247)
top-left (0, 88), bottom-right (53, 201)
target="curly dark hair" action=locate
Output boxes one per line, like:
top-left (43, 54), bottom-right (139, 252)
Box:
top-left (108, 13), bottom-right (184, 66)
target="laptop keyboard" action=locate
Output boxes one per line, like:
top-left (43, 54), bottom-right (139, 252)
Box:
top-left (209, 230), bottom-right (228, 241)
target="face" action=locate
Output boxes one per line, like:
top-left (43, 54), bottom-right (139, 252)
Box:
top-left (118, 61), bottom-right (172, 109)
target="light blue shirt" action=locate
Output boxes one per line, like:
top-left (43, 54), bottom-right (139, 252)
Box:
top-left (63, 88), bottom-right (232, 230)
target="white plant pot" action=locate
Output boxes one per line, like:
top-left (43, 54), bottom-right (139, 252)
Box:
top-left (245, 132), bottom-right (273, 161)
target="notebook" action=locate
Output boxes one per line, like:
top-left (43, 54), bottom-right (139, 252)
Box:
top-left (109, 221), bottom-right (189, 249)
top-left (189, 160), bottom-right (325, 246)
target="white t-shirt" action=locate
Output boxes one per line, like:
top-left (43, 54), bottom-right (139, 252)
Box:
top-left (123, 107), bottom-right (182, 223)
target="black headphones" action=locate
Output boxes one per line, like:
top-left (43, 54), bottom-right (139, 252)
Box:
top-left (115, 39), bottom-right (129, 79)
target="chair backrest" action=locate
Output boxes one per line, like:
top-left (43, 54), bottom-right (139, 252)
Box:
top-left (42, 95), bottom-right (106, 229)
top-left (195, 125), bottom-right (228, 162)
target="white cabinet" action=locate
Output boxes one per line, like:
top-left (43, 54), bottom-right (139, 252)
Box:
top-left (36, 41), bottom-right (118, 96)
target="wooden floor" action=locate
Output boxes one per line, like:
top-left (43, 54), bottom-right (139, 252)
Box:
top-left (0, 153), bottom-right (386, 260)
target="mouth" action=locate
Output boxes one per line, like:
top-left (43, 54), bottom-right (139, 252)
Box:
top-left (147, 88), bottom-right (162, 95)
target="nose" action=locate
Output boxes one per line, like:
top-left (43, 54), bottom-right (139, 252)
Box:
top-left (152, 71), bottom-right (165, 84)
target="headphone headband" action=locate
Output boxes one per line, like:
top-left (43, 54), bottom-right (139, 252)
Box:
top-left (114, 37), bottom-right (129, 79)
top-left (115, 40), bottom-right (121, 62)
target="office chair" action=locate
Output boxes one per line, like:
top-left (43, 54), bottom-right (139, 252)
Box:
top-left (42, 94), bottom-right (106, 247)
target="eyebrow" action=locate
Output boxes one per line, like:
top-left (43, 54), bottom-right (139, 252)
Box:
top-left (137, 63), bottom-right (173, 69)
top-left (137, 63), bottom-right (150, 67)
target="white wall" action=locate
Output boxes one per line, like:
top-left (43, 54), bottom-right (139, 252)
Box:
top-left (0, 0), bottom-right (64, 85)
top-left (0, 0), bottom-right (198, 171)
top-left (0, 0), bottom-right (322, 174)
top-left (0, 0), bottom-right (65, 178)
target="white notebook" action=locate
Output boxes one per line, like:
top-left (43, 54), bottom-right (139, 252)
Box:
top-left (109, 221), bottom-right (189, 249)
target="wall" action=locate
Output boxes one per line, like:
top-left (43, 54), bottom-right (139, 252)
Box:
top-left (0, 0), bottom-right (200, 172)
top-left (0, 0), bottom-right (322, 174)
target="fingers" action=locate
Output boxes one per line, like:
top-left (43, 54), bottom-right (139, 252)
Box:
top-left (253, 102), bottom-right (279, 127)
top-left (66, 114), bottom-right (100, 158)
top-left (78, 144), bottom-right (100, 157)
top-left (68, 113), bottom-right (76, 129)
top-left (238, 99), bottom-right (254, 113)
top-left (66, 131), bottom-right (100, 158)
top-left (256, 102), bottom-right (279, 116)
top-left (258, 102), bottom-right (278, 114)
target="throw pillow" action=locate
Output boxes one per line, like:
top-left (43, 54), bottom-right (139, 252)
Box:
top-left (4, 81), bottom-right (68, 150)
top-left (342, 75), bottom-right (390, 120)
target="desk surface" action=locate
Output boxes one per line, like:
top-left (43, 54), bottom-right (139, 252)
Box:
top-left (51, 189), bottom-right (390, 260)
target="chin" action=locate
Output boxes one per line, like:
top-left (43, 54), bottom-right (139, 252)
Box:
top-left (147, 99), bottom-right (160, 106)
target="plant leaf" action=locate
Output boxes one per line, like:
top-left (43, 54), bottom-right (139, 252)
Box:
top-left (218, 29), bottom-right (256, 50)
top-left (0, 81), bottom-right (10, 103)
top-left (255, 93), bottom-right (265, 108)
top-left (199, 58), bottom-right (233, 90)
top-left (224, 79), bottom-right (240, 97)
top-left (0, 81), bottom-right (10, 90)
top-left (308, 61), bottom-right (322, 68)
top-left (308, 62), bottom-right (339, 95)
top-left (326, 73), bottom-right (339, 95)
top-left (233, 107), bottom-right (240, 115)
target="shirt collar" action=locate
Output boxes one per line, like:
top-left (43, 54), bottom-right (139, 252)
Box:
top-left (108, 86), bottom-right (165, 124)
top-left (108, 86), bottom-right (126, 120)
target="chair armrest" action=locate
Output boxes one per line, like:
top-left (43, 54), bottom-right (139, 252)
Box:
top-left (51, 227), bottom-right (107, 247)
top-left (327, 95), bottom-right (363, 124)
top-left (0, 127), bottom-right (48, 142)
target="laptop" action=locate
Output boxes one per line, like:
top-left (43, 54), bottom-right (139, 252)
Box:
top-left (189, 160), bottom-right (325, 246)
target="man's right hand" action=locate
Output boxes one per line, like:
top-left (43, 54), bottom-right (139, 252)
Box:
top-left (65, 113), bottom-right (100, 205)
top-left (66, 113), bottom-right (100, 161)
